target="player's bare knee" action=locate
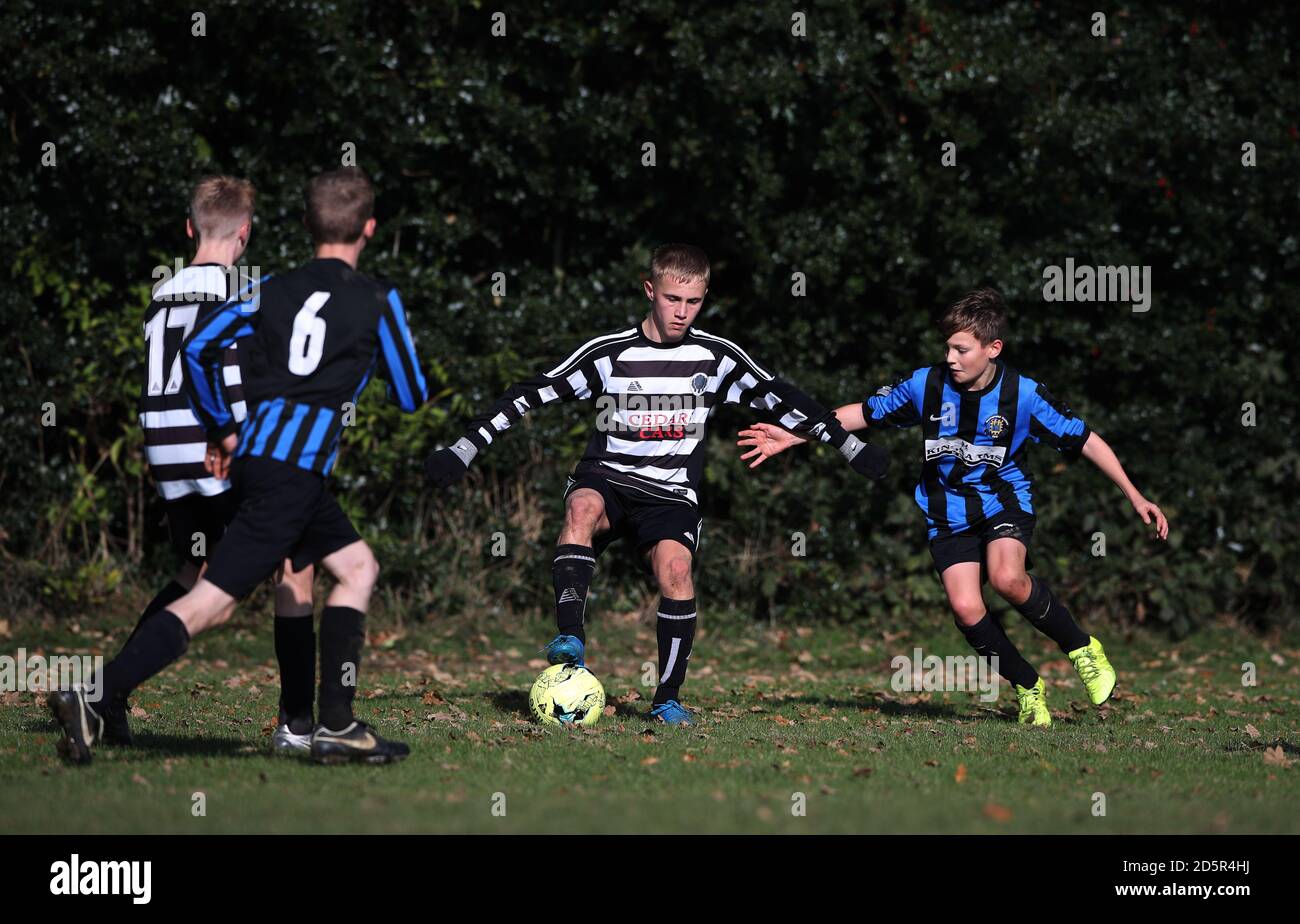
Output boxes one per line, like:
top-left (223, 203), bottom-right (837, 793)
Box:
top-left (659, 555), bottom-right (694, 597)
top-left (322, 542), bottom-right (379, 597)
top-left (950, 599), bottom-right (985, 627)
top-left (989, 569), bottom-right (1027, 601)
top-left (344, 548), bottom-right (379, 593)
top-left (565, 495), bottom-right (603, 532)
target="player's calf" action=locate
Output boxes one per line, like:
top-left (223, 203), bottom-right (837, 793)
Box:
top-left (651, 595), bottom-right (697, 722)
top-left (552, 542), bottom-right (596, 647)
top-left (1001, 573), bottom-right (1091, 654)
top-left (648, 542), bottom-right (698, 721)
top-left (941, 566), bottom-right (1043, 717)
top-left (317, 542), bottom-right (377, 731)
top-left (312, 540), bottom-right (409, 762)
top-left (549, 489), bottom-right (605, 651)
top-left (273, 559), bottom-right (316, 748)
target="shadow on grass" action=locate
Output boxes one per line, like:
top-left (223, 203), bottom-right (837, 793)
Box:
top-left (22, 716), bottom-right (264, 759)
top-left (117, 732), bottom-right (257, 758)
top-left (485, 688), bottom-right (530, 718)
top-left (483, 688), bottom-right (650, 723)
top-left (792, 693), bottom-right (972, 720)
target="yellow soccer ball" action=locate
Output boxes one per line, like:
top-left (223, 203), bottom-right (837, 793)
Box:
top-left (529, 663), bottom-right (605, 727)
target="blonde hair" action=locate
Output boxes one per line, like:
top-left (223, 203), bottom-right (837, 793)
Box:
top-left (650, 243), bottom-right (710, 286)
top-left (189, 175), bottom-right (255, 245)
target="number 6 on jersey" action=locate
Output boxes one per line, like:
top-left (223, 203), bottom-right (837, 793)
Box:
top-left (289, 291), bottom-right (330, 375)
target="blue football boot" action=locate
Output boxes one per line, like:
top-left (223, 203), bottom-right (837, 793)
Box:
top-left (541, 634), bottom-right (585, 667)
top-left (650, 699), bottom-right (695, 726)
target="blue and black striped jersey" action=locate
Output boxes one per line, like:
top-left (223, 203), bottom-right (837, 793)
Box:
top-left (865, 362), bottom-right (1089, 538)
top-left (182, 257), bottom-right (427, 476)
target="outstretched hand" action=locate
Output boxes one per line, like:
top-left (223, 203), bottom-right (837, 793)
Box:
top-left (424, 446), bottom-right (469, 488)
top-left (736, 422), bottom-right (806, 468)
top-left (1131, 495), bottom-right (1169, 540)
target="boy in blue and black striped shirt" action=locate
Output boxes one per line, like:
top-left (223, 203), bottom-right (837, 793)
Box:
top-left (739, 289), bottom-right (1169, 725)
top-left (51, 168), bottom-right (427, 766)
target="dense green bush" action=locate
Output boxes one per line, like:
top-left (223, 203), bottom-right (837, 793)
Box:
top-left (2, 1), bottom-right (1296, 633)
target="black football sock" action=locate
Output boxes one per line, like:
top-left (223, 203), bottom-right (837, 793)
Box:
top-left (97, 609), bottom-right (191, 708)
top-left (317, 606), bottom-right (365, 731)
top-left (957, 614), bottom-right (1039, 690)
top-left (652, 597), bottom-right (697, 706)
top-left (120, 580), bottom-right (188, 654)
top-left (275, 615), bottom-right (315, 733)
top-left (1013, 575), bottom-right (1090, 653)
top-left (552, 544), bottom-right (595, 644)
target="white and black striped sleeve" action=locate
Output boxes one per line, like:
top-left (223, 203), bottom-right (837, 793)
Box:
top-left (457, 329), bottom-right (634, 456)
top-left (704, 332), bottom-right (851, 449)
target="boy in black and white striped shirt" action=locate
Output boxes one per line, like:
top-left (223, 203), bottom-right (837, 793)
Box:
top-left (106, 176), bottom-right (316, 752)
top-left (426, 244), bottom-right (888, 724)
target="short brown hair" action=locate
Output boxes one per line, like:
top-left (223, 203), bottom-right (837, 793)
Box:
top-left (189, 175), bottom-right (255, 245)
top-left (650, 243), bottom-right (710, 286)
top-left (939, 288), bottom-right (1007, 345)
top-left (305, 167), bottom-right (374, 244)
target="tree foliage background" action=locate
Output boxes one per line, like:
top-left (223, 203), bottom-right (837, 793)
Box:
top-left (2, 1), bottom-right (1296, 635)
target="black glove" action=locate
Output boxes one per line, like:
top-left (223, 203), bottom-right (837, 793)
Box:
top-left (840, 433), bottom-right (890, 480)
top-left (424, 437), bottom-right (476, 488)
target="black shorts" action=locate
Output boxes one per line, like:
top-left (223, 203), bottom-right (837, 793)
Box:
top-left (929, 505), bottom-right (1036, 579)
top-left (203, 457), bottom-right (361, 600)
top-left (564, 471), bottom-right (702, 571)
top-left (164, 491), bottom-right (238, 567)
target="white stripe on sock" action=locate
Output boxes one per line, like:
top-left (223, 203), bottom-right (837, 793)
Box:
top-left (659, 637), bottom-right (682, 683)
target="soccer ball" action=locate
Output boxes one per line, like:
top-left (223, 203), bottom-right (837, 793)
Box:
top-left (529, 663), bottom-right (606, 727)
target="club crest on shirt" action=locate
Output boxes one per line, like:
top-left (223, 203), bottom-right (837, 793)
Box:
top-left (690, 372), bottom-right (709, 396)
top-left (984, 414), bottom-right (1009, 439)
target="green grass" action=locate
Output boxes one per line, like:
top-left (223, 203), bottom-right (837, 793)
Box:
top-left (1, 610), bottom-right (1297, 833)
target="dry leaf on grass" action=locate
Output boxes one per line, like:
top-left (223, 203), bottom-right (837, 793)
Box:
top-left (983, 802), bottom-right (1013, 822)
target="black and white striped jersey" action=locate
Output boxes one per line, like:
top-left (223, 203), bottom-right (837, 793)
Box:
top-left (455, 324), bottom-right (849, 505)
top-left (139, 264), bottom-right (246, 500)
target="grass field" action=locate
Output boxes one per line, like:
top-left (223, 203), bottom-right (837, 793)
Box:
top-left (2, 608), bottom-right (1297, 834)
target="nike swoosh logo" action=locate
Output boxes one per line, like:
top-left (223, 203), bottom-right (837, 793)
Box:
top-left (328, 732), bottom-right (376, 749)
top-left (317, 724), bottom-right (376, 750)
top-left (929, 414), bottom-right (946, 421)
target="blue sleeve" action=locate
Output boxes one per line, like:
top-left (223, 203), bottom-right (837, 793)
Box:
top-left (182, 283), bottom-right (261, 439)
top-left (376, 288), bottom-right (429, 412)
top-left (864, 370), bottom-right (922, 429)
top-left (1027, 382), bottom-right (1090, 454)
